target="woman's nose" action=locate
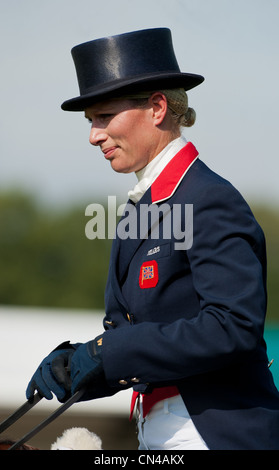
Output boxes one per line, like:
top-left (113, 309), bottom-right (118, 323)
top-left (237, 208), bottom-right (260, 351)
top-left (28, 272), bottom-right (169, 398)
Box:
top-left (89, 126), bottom-right (107, 146)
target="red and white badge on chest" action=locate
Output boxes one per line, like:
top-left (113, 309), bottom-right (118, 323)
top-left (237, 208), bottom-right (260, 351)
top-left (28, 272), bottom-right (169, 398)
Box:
top-left (139, 260), bottom-right (158, 289)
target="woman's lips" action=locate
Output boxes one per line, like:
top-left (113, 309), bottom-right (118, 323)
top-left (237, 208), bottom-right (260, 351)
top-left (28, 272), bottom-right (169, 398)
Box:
top-left (102, 146), bottom-right (118, 159)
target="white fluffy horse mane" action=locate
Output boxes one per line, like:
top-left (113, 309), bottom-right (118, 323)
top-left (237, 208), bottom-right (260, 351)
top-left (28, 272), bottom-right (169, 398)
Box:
top-left (51, 427), bottom-right (102, 450)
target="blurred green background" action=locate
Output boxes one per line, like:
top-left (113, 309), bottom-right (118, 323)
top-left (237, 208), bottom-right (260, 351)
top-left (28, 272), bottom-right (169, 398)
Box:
top-left (0, 191), bottom-right (112, 310)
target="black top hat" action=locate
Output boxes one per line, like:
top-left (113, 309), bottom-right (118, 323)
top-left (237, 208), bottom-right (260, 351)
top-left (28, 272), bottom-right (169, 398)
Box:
top-left (61, 28), bottom-right (204, 112)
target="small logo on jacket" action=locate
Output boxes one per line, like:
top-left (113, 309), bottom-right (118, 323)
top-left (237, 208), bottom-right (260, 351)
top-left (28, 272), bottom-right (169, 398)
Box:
top-left (139, 260), bottom-right (158, 289)
top-left (147, 246), bottom-right (160, 256)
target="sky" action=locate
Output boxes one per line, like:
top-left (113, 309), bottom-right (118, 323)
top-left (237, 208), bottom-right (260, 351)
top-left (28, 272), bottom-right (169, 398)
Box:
top-left (1, 0), bottom-right (278, 209)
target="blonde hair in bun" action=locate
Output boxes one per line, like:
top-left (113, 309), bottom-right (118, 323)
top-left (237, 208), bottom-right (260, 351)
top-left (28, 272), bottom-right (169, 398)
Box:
top-left (161, 88), bottom-right (196, 128)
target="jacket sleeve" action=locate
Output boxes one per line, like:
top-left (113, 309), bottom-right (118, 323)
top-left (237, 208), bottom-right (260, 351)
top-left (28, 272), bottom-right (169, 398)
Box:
top-left (101, 182), bottom-right (267, 388)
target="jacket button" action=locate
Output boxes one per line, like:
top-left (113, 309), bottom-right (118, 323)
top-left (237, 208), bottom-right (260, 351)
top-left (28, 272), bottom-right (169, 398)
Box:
top-left (118, 379), bottom-right (128, 385)
top-left (131, 377), bottom-right (140, 383)
top-left (127, 313), bottom-right (135, 324)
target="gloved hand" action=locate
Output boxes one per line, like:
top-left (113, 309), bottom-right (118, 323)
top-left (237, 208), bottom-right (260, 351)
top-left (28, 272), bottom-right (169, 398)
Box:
top-left (69, 334), bottom-right (120, 401)
top-left (26, 341), bottom-right (80, 402)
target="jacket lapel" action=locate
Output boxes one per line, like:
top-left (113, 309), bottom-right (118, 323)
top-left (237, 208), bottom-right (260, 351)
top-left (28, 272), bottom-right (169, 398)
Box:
top-left (117, 190), bottom-right (152, 283)
top-left (107, 194), bottom-right (151, 311)
top-left (151, 142), bottom-right (199, 204)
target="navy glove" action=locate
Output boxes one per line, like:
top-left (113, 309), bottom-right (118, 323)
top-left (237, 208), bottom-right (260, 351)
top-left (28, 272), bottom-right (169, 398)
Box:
top-left (26, 341), bottom-right (80, 402)
top-left (70, 335), bottom-right (120, 401)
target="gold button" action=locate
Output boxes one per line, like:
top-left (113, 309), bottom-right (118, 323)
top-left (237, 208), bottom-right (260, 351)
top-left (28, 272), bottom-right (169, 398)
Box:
top-left (119, 379), bottom-right (128, 385)
top-left (131, 377), bottom-right (140, 383)
top-left (126, 313), bottom-right (131, 322)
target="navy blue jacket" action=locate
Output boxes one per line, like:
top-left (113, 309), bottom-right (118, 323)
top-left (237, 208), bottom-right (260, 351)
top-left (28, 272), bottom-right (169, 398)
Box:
top-left (102, 142), bottom-right (279, 450)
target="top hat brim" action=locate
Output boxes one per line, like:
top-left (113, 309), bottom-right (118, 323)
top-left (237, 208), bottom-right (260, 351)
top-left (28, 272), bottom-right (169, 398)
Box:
top-left (61, 72), bottom-right (204, 112)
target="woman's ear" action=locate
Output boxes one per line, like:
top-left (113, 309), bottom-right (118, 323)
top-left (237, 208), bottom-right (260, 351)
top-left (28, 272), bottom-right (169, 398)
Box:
top-left (149, 92), bottom-right (168, 126)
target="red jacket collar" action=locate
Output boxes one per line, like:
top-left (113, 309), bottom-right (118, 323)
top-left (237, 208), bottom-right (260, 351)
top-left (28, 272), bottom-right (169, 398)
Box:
top-left (151, 142), bottom-right (199, 204)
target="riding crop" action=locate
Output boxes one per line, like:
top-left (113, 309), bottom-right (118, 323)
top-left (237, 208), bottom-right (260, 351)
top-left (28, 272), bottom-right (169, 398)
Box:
top-left (0, 389), bottom-right (84, 450)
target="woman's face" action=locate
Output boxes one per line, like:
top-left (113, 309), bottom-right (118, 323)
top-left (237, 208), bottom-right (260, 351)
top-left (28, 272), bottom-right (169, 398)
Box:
top-left (85, 94), bottom-right (172, 173)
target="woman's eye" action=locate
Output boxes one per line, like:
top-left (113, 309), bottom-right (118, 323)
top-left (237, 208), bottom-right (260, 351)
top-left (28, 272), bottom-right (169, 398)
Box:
top-left (87, 114), bottom-right (114, 124)
top-left (100, 114), bottom-right (113, 120)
